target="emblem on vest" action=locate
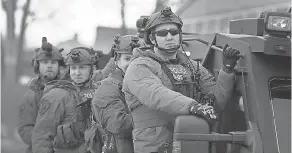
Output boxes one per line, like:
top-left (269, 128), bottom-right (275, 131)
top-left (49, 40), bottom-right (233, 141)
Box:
top-left (84, 92), bottom-right (93, 99)
top-left (168, 66), bottom-right (188, 82)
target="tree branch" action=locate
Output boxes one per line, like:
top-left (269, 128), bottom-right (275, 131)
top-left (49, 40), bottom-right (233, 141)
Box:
top-left (16, 0), bottom-right (31, 80)
top-left (1, 0), bottom-right (7, 11)
top-left (120, 0), bottom-right (126, 35)
top-left (27, 9), bottom-right (59, 24)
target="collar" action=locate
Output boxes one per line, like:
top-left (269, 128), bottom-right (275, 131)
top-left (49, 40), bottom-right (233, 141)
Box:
top-left (133, 48), bottom-right (189, 64)
top-left (28, 75), bottom-right (51, 92)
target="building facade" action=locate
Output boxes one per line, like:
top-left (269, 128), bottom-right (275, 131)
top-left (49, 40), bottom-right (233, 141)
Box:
top-left (177, 1), bottom-right (290, 34)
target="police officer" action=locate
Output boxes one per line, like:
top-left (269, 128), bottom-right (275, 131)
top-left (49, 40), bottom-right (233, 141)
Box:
top-left (136, 15), bottom-right (149, 39)
top-left (122, 7), bottom-right (241, 153)
top-left (92, 35), bottom-right (145, 153)
top-left (32, 47), bottom-right (100, 153)
top-left (17, 37), bottom-right (65, 153)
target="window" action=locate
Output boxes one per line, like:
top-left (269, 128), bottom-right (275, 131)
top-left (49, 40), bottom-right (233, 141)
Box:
top-left (196, 22), bottom-right (203, 33)
top-left (183, 24), bottom-right (191, 33)
top-left (202, 22), bottom-right (209, 34)
top-left (207, 20), bottom-right (216, 33)
top-left (276, 7), bottom-right (290, 12)
top-left (219, 18), bottom-right (229, 33)
top-left (268, 77), bottom-right (291, 153)
top-left (269, 78), bottom-right (291, 100)
top-left (189, 24), bottom-right (196, 33)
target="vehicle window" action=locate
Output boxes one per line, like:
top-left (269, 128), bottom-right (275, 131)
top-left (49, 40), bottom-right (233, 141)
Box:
top-left (268, 78), bottom-right (291, 153)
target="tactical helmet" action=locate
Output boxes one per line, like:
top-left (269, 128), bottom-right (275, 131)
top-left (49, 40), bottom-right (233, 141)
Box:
top-left (32, 37), bottom-right (65, 74)
top-left (65, 47), bottom-right (98, 66)
top-left (110, 34), bottom-right (146, 60)
top-left (144, 7), bottom-right (183, 45)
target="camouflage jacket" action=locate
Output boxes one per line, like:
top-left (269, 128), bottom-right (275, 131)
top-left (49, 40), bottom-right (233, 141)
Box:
top-left (17, 76), bottom-right (46, 150)
top-left (31, 80), bottom-right (97, 153)
top-left (92, 68), bottom-right (133, 153)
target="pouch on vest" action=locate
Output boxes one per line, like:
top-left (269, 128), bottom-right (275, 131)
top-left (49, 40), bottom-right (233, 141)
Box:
top-left (158, 60), bottom-right (202, 101)
top-left (85, 122), bottom-right (104, 153)
top-left (53, 123), bottom-right (82, 149)
top-left (102, 132), bottom-right (118, 153)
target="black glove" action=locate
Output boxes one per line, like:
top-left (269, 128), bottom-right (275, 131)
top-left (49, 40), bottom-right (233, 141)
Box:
top-left (189, 103), bottom-right (217, 126)
top-left (222, 44), bottom-right (240, 73)
top-left (200, 93), bottom-right (215, 107)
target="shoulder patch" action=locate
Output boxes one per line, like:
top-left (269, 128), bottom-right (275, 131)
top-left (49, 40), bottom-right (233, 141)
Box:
top-left (38, 99), bottom-right (51, 115)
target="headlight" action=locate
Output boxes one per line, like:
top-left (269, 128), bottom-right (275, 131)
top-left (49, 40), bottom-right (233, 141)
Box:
top-left (267, 16), bottom-right (291, 31)
top-left (264, 12), bottom-right (291, 37)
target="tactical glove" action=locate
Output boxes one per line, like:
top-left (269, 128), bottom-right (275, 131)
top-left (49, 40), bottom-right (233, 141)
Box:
top-left (222, 44), bottom-right (241, 73)
top-left (189, 103), bottom-right (217, 126)
top-left (200, 93), bottom-right (215, 107)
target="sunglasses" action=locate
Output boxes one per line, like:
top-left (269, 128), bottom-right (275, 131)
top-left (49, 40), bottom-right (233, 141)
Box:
top-left (153, 28), bottom-right (180, 37)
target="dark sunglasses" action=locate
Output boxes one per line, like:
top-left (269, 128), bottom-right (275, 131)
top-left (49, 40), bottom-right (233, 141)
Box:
top-left (154, 28), bottom-right (180, 37)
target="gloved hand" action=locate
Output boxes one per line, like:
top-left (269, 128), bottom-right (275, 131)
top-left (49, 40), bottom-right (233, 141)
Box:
top-left (200, 93), bottom-right (215, 107)
top-left (189, 103), bottom-right (217, 126)
top-left (222, 44), bottom-right (241, 73)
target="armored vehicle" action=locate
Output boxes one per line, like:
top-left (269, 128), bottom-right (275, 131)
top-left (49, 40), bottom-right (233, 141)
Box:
top-left (174, 11), bottom-right (291, 153)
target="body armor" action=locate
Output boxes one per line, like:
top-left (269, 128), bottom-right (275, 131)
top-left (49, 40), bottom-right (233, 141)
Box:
top-left (154, 59), bottom-right (203, 102)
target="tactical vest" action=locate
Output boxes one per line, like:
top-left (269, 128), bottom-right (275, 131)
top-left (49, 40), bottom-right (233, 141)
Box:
top-left (130, 58), bottom-right (202, 131)
top-left (153, 58), bottom-right (203, 102)
top-left (44, 80), bottom-right (95, 148)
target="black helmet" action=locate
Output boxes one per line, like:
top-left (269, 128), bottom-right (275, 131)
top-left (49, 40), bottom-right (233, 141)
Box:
top-left (144, 7), bottom-right (183, 44)
top-left (65, 47), bottom-right (98, 66)
top-left (32, 37), bottom-right (65, 74)
top-left (110, 34), bottom-right (146, 60)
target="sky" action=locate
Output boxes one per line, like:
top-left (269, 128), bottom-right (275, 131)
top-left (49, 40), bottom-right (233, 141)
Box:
top-left (1, 0), bottom-right (181, 48)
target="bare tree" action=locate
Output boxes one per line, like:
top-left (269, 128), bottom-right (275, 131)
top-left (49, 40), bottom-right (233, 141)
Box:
top-left (15, 0), bottom-right (31, 80)
top-left (2, 0), bottom-right (59, 82)
top-left (1, 0), bottom-right (17, 83)
top-left (120, 0), bottom-right (127, 35)
top-left (1, 34), bottom-right (5, 80)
